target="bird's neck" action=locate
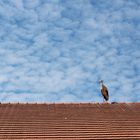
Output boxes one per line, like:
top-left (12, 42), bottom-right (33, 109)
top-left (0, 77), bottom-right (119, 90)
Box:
top-left (100, 83), bottom-right (103, 89)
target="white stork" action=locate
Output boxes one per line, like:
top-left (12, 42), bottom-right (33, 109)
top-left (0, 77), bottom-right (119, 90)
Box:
top-left (99, 80), bottom-right (109, 102)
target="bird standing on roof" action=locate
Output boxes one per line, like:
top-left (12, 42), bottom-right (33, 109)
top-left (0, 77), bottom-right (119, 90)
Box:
top-left (99, 80), bottom-right (109, 102)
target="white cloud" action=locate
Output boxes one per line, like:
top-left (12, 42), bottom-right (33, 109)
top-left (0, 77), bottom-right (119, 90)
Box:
top-left (12, 0), bottom-right (24, 9)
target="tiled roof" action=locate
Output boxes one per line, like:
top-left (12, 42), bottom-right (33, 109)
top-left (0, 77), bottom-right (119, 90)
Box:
top-left (0, 103), bottom-right (140, 139)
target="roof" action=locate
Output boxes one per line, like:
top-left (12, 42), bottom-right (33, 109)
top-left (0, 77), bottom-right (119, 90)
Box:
top-left (0, 103), bottom-right (140, 139)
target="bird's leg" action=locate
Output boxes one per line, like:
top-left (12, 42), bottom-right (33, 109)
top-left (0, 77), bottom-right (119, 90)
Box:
top-left (105, 99), bottom-right (108, 103)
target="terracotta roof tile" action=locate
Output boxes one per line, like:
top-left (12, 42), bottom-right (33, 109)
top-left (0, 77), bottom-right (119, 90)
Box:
top-left (0, 103), bottom-right (140, 139)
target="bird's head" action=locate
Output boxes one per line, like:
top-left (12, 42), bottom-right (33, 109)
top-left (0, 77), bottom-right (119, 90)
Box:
top-left (99, 80), bottom-right (103, 84)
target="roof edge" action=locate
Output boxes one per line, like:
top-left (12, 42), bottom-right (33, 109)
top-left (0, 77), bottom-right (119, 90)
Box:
top-left (0, 102), bottom-right (139, 105)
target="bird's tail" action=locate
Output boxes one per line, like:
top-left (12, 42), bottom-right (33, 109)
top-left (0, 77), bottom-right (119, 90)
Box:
top-left (104, 95), bottom-right (109, 101)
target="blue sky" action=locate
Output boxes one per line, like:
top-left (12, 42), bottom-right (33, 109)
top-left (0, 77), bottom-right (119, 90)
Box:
top-left (0, 0), bottom-right (140, 103)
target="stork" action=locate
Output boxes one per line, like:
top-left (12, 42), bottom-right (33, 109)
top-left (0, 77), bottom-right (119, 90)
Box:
top-left (99, 80), bottom-right (109, 102)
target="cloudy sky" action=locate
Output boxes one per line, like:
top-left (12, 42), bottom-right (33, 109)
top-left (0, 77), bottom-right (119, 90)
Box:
top-left (0, 0), bottom-right (139, 103)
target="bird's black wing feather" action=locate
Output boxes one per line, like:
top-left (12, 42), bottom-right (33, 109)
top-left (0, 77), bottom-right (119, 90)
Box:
top-left (106, 89), bottom-right (109, 96)
top-left (105, 89), bottom-right (109, 100)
